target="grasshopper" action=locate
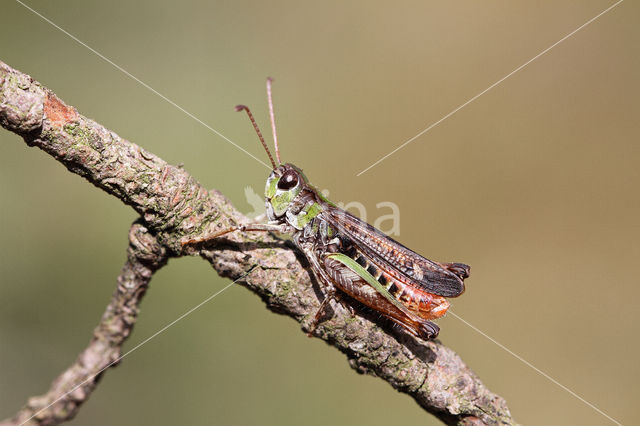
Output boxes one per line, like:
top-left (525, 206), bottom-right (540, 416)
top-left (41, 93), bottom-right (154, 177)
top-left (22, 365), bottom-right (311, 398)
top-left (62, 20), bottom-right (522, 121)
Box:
top-left (182, 79), bottom-right (469, 339)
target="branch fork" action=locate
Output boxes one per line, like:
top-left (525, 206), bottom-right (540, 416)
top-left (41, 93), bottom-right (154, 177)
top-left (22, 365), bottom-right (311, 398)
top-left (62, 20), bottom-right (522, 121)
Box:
top-left (0, 60), bottom-right (515, 426)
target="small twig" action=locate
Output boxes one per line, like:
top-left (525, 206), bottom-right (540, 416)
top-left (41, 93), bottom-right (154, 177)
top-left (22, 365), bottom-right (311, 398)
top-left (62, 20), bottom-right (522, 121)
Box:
top-left (0, 222), bottom-right (167, 426)
top-left (0, 60), bottom-right (515, 425)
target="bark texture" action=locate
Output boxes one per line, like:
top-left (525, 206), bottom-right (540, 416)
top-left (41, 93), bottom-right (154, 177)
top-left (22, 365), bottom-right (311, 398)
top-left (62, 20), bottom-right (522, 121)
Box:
top-left (0, 60), bottom-right (516, 425)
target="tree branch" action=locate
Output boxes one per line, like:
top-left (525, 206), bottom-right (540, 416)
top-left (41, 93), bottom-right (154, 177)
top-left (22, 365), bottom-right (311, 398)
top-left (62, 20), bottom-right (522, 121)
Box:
top-left (0, 60), bottom-right (515, 425)
top-left (1, 222), bottom-right (167, 426)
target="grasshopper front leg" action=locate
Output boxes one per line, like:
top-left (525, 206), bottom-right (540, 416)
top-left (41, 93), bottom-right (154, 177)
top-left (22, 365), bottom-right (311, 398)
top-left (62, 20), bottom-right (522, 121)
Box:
top-left (181, 223), bottom-right (293, 247)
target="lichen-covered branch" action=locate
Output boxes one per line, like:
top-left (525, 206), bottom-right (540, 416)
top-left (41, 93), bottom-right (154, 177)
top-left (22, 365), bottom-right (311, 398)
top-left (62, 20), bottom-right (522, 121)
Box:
top-left (0, 60), bottom-right (515, 425)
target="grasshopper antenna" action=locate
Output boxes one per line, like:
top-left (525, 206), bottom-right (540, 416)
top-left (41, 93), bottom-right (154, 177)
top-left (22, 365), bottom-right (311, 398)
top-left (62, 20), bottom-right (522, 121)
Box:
top-left (266, 77), bottom-right (281, 165)
top-left (235, 104), bottom-right (277, 169)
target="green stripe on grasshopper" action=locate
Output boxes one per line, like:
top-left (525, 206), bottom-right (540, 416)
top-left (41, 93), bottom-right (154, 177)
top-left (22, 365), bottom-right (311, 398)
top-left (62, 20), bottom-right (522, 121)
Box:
top-left (297, 202), bottom-right (323, 228)
top-left (326, 253), bottom-right (412, 316)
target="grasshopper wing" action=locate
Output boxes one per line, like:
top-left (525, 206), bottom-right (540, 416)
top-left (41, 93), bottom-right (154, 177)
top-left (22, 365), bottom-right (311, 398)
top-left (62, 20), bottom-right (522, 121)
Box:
top-left (325, 208), bottom-right (469, 297)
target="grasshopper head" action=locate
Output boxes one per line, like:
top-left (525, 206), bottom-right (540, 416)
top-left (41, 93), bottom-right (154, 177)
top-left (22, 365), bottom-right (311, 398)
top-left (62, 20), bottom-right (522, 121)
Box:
top-left (237, 80), bottom-right (312, 220)
top-left (265, 163), bottom-right (307, 219)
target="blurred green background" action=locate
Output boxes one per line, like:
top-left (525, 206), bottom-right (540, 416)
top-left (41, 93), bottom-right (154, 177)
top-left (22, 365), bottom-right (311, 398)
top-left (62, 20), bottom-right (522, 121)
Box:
top-left (1, 1), bottom-right (638, 425)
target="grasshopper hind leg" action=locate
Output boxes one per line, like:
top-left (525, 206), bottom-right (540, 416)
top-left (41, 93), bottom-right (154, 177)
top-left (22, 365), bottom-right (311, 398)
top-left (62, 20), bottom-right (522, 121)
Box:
top-left (307, 287), bottom-right (359, 337)
top-left (304, 272), bottom-right (357, 336)
top-left (384, 312), bottom-right (440, 340)
top-left (298, 244), bottom-right (356, 336)
top-left (307, 288), bottom-right (336, 336)
top-left (416, 320), bottom-right (440, 340)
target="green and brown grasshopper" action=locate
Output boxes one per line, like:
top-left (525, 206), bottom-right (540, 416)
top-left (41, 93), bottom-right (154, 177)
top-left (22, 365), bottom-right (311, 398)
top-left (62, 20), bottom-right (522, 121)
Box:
top-left (183, 79), bottom-right (469, 339)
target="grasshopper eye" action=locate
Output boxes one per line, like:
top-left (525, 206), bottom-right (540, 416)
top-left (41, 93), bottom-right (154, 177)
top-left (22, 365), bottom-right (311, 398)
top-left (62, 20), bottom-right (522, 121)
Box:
top-left (278, 170), bottom-right (298, 190)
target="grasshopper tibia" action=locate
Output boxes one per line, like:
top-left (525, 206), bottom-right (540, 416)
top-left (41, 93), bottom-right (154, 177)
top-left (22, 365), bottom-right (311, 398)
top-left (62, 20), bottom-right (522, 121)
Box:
top-left (416, 321), bottom-right (440, 339)
top-left (181, 223), bottom-right (292, 247)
